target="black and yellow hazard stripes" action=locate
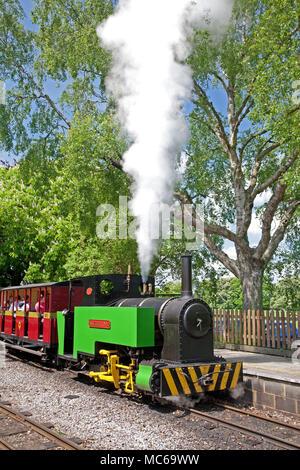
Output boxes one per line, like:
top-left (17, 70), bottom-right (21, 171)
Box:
top-left (160, 361), bottom-right (242, 397)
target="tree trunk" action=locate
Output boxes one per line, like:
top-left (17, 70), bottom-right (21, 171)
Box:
top-left (239, 262), bottom-right (264, 311)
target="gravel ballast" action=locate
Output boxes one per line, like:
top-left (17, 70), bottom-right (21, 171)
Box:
top-left (0, 353), bottom-right (290, 450)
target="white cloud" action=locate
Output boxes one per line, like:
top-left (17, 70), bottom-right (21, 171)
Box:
top-left (248, 212), bottom-right (261, 237)
top-left (254, 188), bottom-right (272, 207)
top-left (224, 244), bottom-right (237, 260)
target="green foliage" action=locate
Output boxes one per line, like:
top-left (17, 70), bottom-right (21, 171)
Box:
top-left (56, 111), bottom-right (129, 241)
top-left (32, 0), bottom-right (113, 86)
top-left (0, 0), bottom-right (63, 159)
top-left (0, 0), bottom-right (115, 162)
top-left (0, 165), bottom-right (73, 284)
top-left (194, 277), bottom-right (243, 309)
top-left (270, 277), bottom-right (300, 311)
top-left (63, 236), bottom-right (139, 278)
top-left (0, 1), bottom-right (137, 285)
top-left (156, 280), bottom-right (181, 295)
top-left (0, 159), bottom-right (137, 285)
top-left (194, 275), bottom-right (276, 310)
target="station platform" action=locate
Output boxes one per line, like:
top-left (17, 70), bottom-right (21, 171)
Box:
top-left (215, 348), bottom-right (300, 417)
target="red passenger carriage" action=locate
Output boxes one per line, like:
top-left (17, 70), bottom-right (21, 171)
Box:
top-left (0, 281), bottom-right (84, 358)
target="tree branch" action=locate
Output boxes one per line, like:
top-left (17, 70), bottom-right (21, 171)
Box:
top-left (253, 180), bottom-right (286, 260)
top-left (174, 189), bottom-right (250, 253)
top-left (193, 80), bottom-right (232, 157)
top-left (247, 140), bottom-right (285, 193)
top-left (204, 233), bottom-right (239, 277)
top-left (12, 60), bottom-right (71, 128)
top-left (262, 200), bottom-right (300, 264)
top-left (226, 78), bottom-right (236, 147)
top-left (108, 155), bottom-right (124, 172)
top-left (252, 152), bottom-right (299, 199)
top-left (234, 76), bottom-right (257, 124)
top-left (234, 101), bottom-right (254, 141)
top-left (238, 129), bottom-right (269, 161)
top-left (212, 72), bottom-right (228, 92)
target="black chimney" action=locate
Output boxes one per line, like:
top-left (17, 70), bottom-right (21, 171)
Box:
top-left (181, 254), bottom-right (193, 298)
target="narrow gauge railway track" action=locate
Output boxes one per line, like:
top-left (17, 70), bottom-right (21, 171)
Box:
top-left (0, 403), bottom-right (83, 450)
top-left (214, 401), bottom-right (300, 432)
top-left (188, 402), bottom-right (300, 450)
top-left (4, 349), bottom-right (300, 450)
top-left (4, 350), bottom-right (55, 372)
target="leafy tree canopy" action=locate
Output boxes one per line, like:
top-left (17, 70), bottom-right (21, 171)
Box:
top-left (0, 0), bottom-right (298, 312)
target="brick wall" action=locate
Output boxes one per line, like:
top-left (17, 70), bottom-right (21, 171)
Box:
top-left (242, 375), bottom-right (300, 416)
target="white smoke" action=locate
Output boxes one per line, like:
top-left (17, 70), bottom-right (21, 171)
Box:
top-left (97, 0), bottom-right (233, 280)
top-left (229, 381), bottom-right (245, 400)
top-left (165, 393), bottom-right (206, 409)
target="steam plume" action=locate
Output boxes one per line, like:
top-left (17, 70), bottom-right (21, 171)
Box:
top-left (97, 0), bottom-right (233, 280)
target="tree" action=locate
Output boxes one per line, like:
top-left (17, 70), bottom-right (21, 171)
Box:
top-left (0, 0), bottom-right (299, 309)
top-left (0, 1), bottom-right (138, 281)
top-left (175, 0), bottom-right (299, 309)
top-left (0, 0), bottom-right (116, 168)
top-left (0, 160), bottom-right (140, 284)
top-left (0, 165), bottom-right (74, 285)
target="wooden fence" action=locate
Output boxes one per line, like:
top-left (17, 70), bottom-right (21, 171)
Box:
top-left (213, 309), bottom-right (299, 351)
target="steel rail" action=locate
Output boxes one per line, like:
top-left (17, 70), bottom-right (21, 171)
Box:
top-left (189, 406), bottom-right (300, 450)
top-left (0, 438), bottom-right (14, 450)
top-left (5, 351), bottom-right (54, 372)
top-left (213, 401), bottom-right (300, 432)
top-left (0, 404), bottom-right (83, 450)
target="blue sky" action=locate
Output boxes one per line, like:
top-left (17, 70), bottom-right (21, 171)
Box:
top-left (21, 0), bottom-right (36, 29)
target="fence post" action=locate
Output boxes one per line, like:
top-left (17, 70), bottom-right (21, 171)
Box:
top-left (271, 310), bottom-right (275, 347)
top-left (266, 310), bottom-right (270, 348)
top-left (247, 310), bottom-right (251, 346)
top-left (230, 310), bottom-right (233, 343)
top-left (281, 310), bottom-right (286, 349)
top-left (227, 309), bottom-right (230, 343)
top-left (286, 310), bottom-right (291, 349)
top-left (256, 310), bottom-right (261, 347)
top-left (223, 309), bottom-right (226, 343)
top-left (214, 309), bottom-right (218, 343)
top-left (251, 309), bottom-right (256, 346)
top-left (239, 309), bottom-right (242, 344)
top-left (276, 310), bottom-right (281, 348)
top-left (243, 310), bottom-right (247, 345)
top-left (292, 311), bottom-right (296, 343)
